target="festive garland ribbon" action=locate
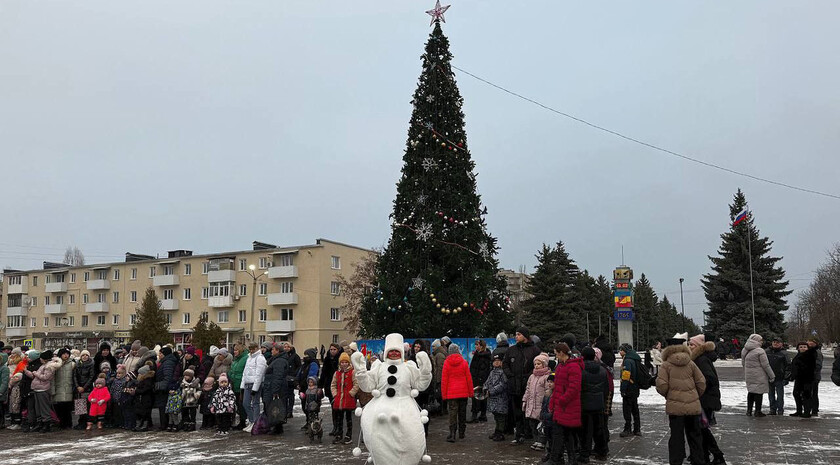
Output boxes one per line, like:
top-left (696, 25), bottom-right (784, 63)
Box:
top-left (414, 120), bottom-right (468, 154)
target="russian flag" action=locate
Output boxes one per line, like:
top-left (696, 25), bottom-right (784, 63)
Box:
top-left (733, 209), bottom-right (749, 226)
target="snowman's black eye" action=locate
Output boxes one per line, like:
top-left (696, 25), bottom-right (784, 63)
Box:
top-left (386, 388), bottom-right (396, 397)
top-left (388, 376), bottom-right (397, 385)
top-left (388, 365), bottom-right (397, 374)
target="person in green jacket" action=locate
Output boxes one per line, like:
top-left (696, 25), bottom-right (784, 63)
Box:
top-left (229, 343), bottom-right (248, 430)
top-left (0, 352), bottom-right (9, 429)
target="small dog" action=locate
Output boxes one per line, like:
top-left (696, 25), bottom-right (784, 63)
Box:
top-left (306, 412), bottom-right (323, 443)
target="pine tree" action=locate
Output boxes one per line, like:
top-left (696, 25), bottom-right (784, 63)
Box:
top-left (593, 275), bottom-right (615, 343)
top-left (520, 242), bottom-right (583, 343)
top-left (359, 21), bottom-right (511, 337)
top-left (131, 286), bottom-right (171, 347)
top-left (702, 190), bottom-right (790, 341)
top-left (192, 313), bottom-right (225, 352)
top-left (632, 274), bottom-right (658, 348)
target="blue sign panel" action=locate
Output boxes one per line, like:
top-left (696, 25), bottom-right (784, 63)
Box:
top-left (614, 310), bottom-right (634, 321)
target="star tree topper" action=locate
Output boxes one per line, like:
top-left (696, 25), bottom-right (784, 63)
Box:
top-left (425, 0), bottom-right (451, 26)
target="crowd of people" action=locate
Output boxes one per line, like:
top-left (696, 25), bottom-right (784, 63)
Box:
top-left (0, 330), bottom-right (837, 465)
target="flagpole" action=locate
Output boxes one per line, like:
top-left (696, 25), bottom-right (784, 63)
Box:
top-left (746, 207), bottom-right (756, 334)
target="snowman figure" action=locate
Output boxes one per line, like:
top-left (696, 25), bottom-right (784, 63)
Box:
top-left (351, 333), bottom-right (433, 465)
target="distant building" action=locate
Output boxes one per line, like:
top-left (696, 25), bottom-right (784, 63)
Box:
top-left (499, 268), bottom-right (531, 305)
top-left (2, 239), bottom-right (374, 352)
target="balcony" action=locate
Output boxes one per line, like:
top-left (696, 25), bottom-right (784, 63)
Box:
top-left (208, 295), bottom-right (234, 308)
top-left (160, 299), bottom-right (179, 311)
top-left (6, 306), bottom-right (26, 317)
top-left (85, 302), bottom-right (109, 313)
top-left (86, 279), bottom-right (110, 290)
top-left (267, 292), bottom-right (298, 306)
top-left (265, 320), bottom-right (296, 333)
top-left (208, 270), bottom-right (236, 283)
top-left (7, 283), bottom-right (27, 294)
top-left (268, 265), bottom-right (298, 279)
top-left (153, 275), bottom-right (180, 287)
top-left (45, 282), bottom-right (68, 293)
top-left (6, 328), bottom-right (27, 338)
top-left (45, 304), bottom-right (68, 314)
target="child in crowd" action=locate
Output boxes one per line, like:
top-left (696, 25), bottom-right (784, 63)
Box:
top-left (133, 363), bottom-right (156, 432)
top-left (523, 353), bottom-right (550, 451)
top-left (88, 376), bottom-right (111, 430)
top-left (121, 377), bottom-right (137, 430)
top-left (99, 362), bottom-right (112, 382)
top-left (108, 364), bottom-right (128, 428)
top-left (210, 373), bottom-right (236, 436)
top-left (301, 376), bottom-right (324, 432)
top-left (180, 368), bottom-right (201, 432)
top-left (484, 353), bottom-right (508, 442)
top-left (165, 384), bottom-right (183, 432)
top-left (199, 376), bottom-right (216, 430)
top-left (7, 372), bottom-right (23, 429)
top-left (330, 352), bottom-right (358, 444)
top-left (539, 374), bottom-right (555, 462)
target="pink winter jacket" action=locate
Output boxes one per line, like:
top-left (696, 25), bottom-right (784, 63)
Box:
top-left (28, 358), bottom-right (61, 392)
top-left (522, 368), bottom-right (550, 420)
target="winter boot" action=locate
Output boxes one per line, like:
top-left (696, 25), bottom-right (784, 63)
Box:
top-left (40, 421), bottom-right (52, 434)
top-left (619, 430), bottom-right (633, 438)
top-left (711, 455), bottom-right (727, 465)
top-left (446, 425), bottom-right (456, 443)
top-left (332, 427), bottom-right (344, 444)
top-left (459, 425), bottom-right (466, 439)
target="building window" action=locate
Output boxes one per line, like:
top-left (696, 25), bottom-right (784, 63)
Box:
top-left (259, 309), bottom-right (267, 322)
top-left (183, 313), bottom-right (191, 325)
top-left (258, 335), bottom-right (266, 344)
top-left (184, 263), bottom-right (191, 276)
top-left (202, 262), bottom-right (210, 274)
top-left (69, 294), bottom-right (75, 304)
top-left (130, 268), bottom-right (137, 280)
top-left (259, 257), bottom-right (270, 269)
top-left (281, 282), bottom-right (294, 293)
top-left (30, 317), bottom-right (36, 327)
top-left (113, 292), bottom-right (119, 303)
top-left (68, 316), bottom-right (74, 326)
top-left (96, 270), bottom-right (106, 280)
top-left (330, 308), bottom-right (341, 321)
top-left (201, 287), bottom-right (209, 299)
top-left (83, 294), bottom-right (89, 304)
top-left (84, 272), bottom-right (90, 282)
top-left (45, 296), bottom-right (51, 306)
top-left (8, 275), bottom-right (21, 285)
top-left (31, 297), bottom-right (37, 307)
top-left (55, 295), bottom-right (64, 305)
top-left (54, 317), bottom-right (62, 327)
top-left (70, 273), bottom-right (76, 283)
top-left (130, 314), bottom-right (137, 325)
top-left (281, 308), bottom-right (294, 321)
top-left (200, 311), bottom-right (209, 321)
top-left (149, 267), bottom-right (156, 278)
top-left (163, 289), bottom-right (174, 300)
top-left (82, 316), bottom-right (89, 327)
top-left (33, 276), bottom-right (38, 286)
top-left (209, 282), bottom-right (231, 297)
top-left (278, 254), bottom-right (293, 267)
top-left (183, 288), bottom-right (191, 300)
top-left (330, 282), bottom-right (340, 296)
top-left (258, 283), bottom-right (267, 295)
top-left (239, 310), bottom-right (247, 322)
top-left (97, 293), bottom-right (106, 303)
top-left (113, 315), bottom-right (119, 325)
top-left (332, 334), bottom-right (339, 344)
top-left (130, 291), bottom-right (137, 303)
top-left (331, 256), bottom-right (341, 269)
top-left (239, 284), bottom-right (247, 296)
top-left (97, 315), bottom-right (106, 326)
top-left (165, 313), bottom-right (172, 324)
top-left (218, 311), bottom-right (229, 323)
top-left (239, 259), bottom-right (247, 271)
top-left (113, 269), bottom-right (120, 281)
top-left (164, 265), bottom-right (174, 276)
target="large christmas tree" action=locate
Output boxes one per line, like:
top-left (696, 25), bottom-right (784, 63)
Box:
top-left (359, 16), bottom-right (511, 338)
top-left (702, 189), bottom-right (790, 341)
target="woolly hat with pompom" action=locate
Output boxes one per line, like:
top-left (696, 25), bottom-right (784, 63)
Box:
top-left (80, 349), bottom-right (91, 358)
top-left (339, 352), bottom-right (351, 364)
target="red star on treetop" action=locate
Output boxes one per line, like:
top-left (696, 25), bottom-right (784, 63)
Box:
top-left (425, 0), bottom-right (451, 27)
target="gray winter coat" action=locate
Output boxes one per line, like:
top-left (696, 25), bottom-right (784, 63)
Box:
top-left (484, 367), bottom-right (508, 414)
top-left (741, 335), bottom-right (774, 394)
top-left (51, 358), bottom-right (76, 403)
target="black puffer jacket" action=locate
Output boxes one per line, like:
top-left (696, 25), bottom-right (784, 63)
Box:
top-left (691, 342), bottom-right (721, 412)
top-left (790, 347), bottom-right (817, 387)
top-left (503, 339), bottom-right (541, 397)
top-left (134, 371), bottom-right (155, 415)
top-left (580, 360), bottom-right (608, 413)
top-left (318, 346), bottom-right (342, 393)
top-left (595, 336), bottom-right (616, 369)
top-left (74, 358), bottom-right (96, 394)
top-left (470, 348), bottom-right (493, 388)
top-left (154, 353), bottom-right (179, 408)
top-left (262, 353), bottom-right (290, 406)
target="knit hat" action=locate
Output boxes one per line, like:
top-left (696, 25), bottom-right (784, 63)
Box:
top-left (116, 364), bottom-right (126, 374)
top-left (203, 376), bottom-right (216, 389)
top-left (496, 332), bottom-right (508, 344)
top-left (27, 350), bottom-right (41, 361)
top-left (95, 377), bottom-right (106, 386)
top-left (185, 346), bottom-right (196, 355)
top-left (209, 345), bottom-right (220, 356)
top-left (431, 339), bottom-right (441, 350)
top-left (100, 361), bottom-right (111, 371)
top-left (80, 349), bottom-right (91, 358)
top-left (305, 348), bottom-right (318, 360)
top-left (137, 346), bottom-right (149, 357)
top-left (339, 352), bottom-right (351, 364)
top-left (218, 372), bottom-right (229, 383)
top-left (593, 347), bottom-right (603, 362)
top-left (492, 353), bottom-right (503, 361)
top-left (448, 343), bottom-right (460, 355)
top-left (183, 368), bottom-right (195, 378)
top-left (11, 347), bottom-right (22, 357)
top-left (217, 348), bottom-right (229, 357)
top-left (581, 346), bottom-right (596, 361)
top-left (307, 376), bottom-right (318, 385)
top-left (261, 342), bottom-right (273, 350)
top-left (57, 348), bottom-right (71, 358)
top-left (160, 347), bottom-right (173, 357)
top-left (689, 334), bottom-right (705, 347)
top-left (516, 326), bottom-right (530, 339)
top-left (618, 343), bottom-right (633, 353)
top-left (534, 353), bottom-right (549, 367)
top-left (138, 365), bottom-right (151, 376)
top-left (40, 350), bottom-right (54, 361)
top-left (131, 340), bottom-right (142, 351)
top-left (440, 336), bottom-right (452, 346)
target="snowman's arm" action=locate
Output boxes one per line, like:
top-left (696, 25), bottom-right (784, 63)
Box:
top-left (351, 351), bottom-right (379, 393)
top-left (412, 351), bottom-right (433, 391)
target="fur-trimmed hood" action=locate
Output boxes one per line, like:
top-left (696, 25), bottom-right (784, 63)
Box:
top-left (690, 342), bottom-right (716, 361)
top-left (662, 344), bottom-right (692, 367)
top-left (44, 356), bottom-right (63, 372)
top-left (137, 370), bottom-right (156, 382)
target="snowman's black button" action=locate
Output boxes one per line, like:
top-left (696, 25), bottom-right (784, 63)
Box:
top-left (388, 376), bottom-right (397, 385)
top-left (386, 388), bottom-right (396, 397)
top-left (388, 365), bottom-right (397, 374)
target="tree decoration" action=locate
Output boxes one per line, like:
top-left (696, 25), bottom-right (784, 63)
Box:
top-left (425, 0), bottom-right (451, 26)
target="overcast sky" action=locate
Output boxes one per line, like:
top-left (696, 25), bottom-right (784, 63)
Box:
top-left (1, 1), bottom-right (838, 325)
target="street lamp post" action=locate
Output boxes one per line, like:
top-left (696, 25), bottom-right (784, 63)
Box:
top-left (242, 264), bottom-right (267, 343)
top-left (679, 278), bottom-right (685, 334)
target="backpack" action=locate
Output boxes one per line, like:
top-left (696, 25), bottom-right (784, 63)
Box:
top-left (634, 359), bottom-right (652, 390)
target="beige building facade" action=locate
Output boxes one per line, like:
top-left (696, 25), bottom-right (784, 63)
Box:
top-left (1, 239), bottom-right (373, 352)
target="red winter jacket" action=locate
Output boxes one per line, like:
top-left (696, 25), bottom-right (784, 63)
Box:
top-left (331, 367), bottom-right (358, 410)
top-left (88, 385), bottom-right (111, 417)
top-left (550, 357), bottom-right (583, 427)
top-left (441, 354), bottom-right (474, 400)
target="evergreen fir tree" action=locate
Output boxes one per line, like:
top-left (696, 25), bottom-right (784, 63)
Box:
top-left (632, 274), bottom-right (658, 348)
top-left (593, 275), bottom-right (615, 342)
top-left (520, 242), bottom-right (583, 343)
top-left (359, 21), bottom-right (510, 337)
top-left (702, 190), bottom-right (790, 341)
top-left (192, 313), bottom-right (225, 352)
top-left (131, 286), bottom-right (171, 347)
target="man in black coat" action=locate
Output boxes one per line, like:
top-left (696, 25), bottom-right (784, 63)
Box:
top-left (154, 347), bottom-right (179, 430)
top-left (468, 339), bottom-right (492, 423)
top-left (263, 344), bottom-right (290, 435)
top-left (93, 342), bottom-right (117, 376)
top-left (807, 337), bottom-right (822, 416)
top-left (690, 336), bottom-right (725, 465)
top-left (579, 347), bottom-right (609, 462)
top-left (503, 326), bottom-right (541, 444)
top-left (319, 343), bottom-right (343, 436)
top-left (765, 338), bottom-right (790, 415)
top-left (281, 343), bottom-right (302, 419)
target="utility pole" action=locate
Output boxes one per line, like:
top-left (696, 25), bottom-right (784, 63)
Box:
top-left (679, 278), bottom-right (686, 334)
top-left (242, 264), bottom-right (267, 343)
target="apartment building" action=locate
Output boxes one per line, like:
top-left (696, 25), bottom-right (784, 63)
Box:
top-left (499, 268), bottom-right (531, 305)
top-left (2, 239), bottom-right (373, 352)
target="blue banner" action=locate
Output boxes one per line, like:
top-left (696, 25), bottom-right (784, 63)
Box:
top-left (355, 337), bottom-right (517, 365)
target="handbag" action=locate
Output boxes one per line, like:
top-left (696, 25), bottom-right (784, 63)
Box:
top-left (74, 398), bottom-right (88, 415)
top-left (251, 413), bottom-right (270, 435)
top-left (266, 397), bottom-right (287, 426)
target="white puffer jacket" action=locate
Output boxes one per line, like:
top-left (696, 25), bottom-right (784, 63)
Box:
top-left (241, 351), bottom-right (267, 392)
